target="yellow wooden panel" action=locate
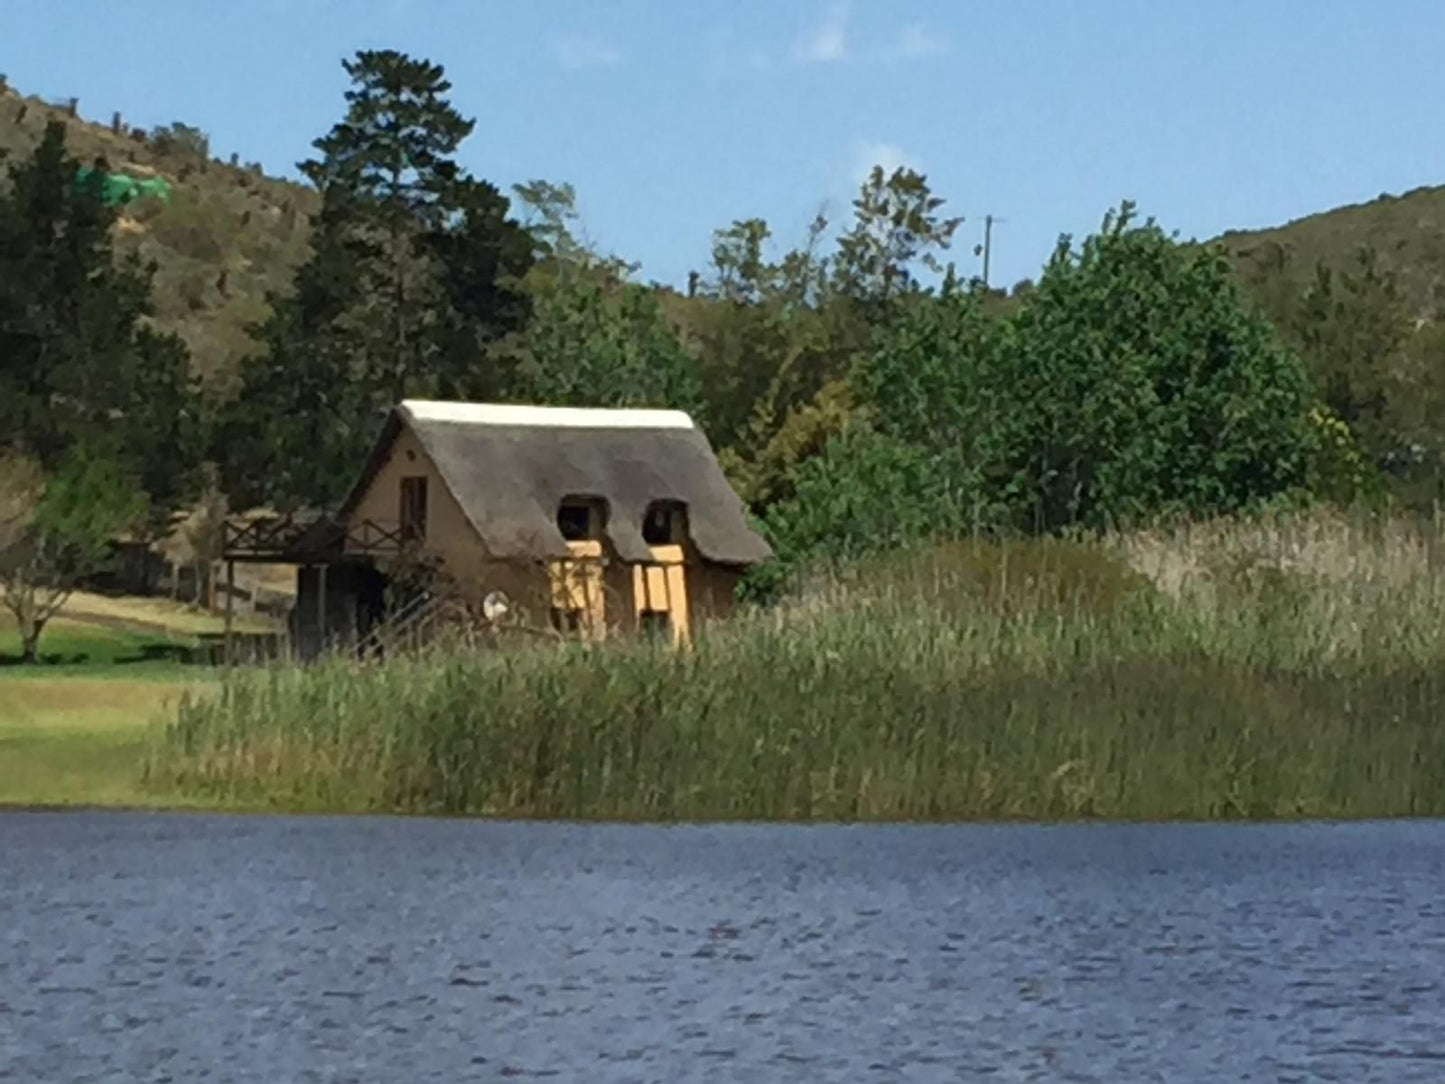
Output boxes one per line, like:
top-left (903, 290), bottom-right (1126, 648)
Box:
top-left (666, 563), bottom-right (690, 645)
top-left (548, 540), bottom-right (605, 640)
top-left (631, 547), bottom-right (690, 647)
top-left (647, 544), bottom-right (684, 565)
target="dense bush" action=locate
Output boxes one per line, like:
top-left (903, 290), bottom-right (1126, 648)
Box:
top-left (762, 205), bottom-right (1322, 578)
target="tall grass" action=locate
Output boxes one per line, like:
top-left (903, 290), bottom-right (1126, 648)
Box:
top-left (147, 509), bottom-right (1445, 821)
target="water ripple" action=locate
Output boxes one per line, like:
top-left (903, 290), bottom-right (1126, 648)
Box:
top-left (3, 814), bottom-right (1445, 1081)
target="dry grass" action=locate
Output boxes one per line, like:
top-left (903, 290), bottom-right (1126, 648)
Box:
top-left (1111, 506), bottom-right (1445, 594)
top-left (150, 509), bottom-right (1445, 822)
top-left (61, 591), bottom-right (276, 637)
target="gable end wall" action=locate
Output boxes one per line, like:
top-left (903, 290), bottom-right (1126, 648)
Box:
top-left (345, 425), bottom-right (489, 579)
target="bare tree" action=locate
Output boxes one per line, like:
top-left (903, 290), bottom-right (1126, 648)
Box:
top-left (180, 478), bottom-right (228, 608)
top-left (0, 454), bottom-right (56, 662)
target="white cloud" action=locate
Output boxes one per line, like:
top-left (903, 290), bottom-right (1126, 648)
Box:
top-left (554, 34), bottom-right (623, 71)
top-left (794, 2), bottom-right (849, 64)
top-left (852, 141), bottom-right (919, 184)
top-left (886, 22), bottom-right (949, 60)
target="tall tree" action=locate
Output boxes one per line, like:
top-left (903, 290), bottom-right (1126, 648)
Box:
top-left (709, 218), bottom-right (775, 304)
top-left (689, 218), bottom-right (793, 451)
top-left (215, 195), bottom-right (370, 510)
top-left (707, 168), bottom-right (963, 503)
top-left (976, 204), bottom-right (1316, 531)
top-left (300, 50), bottom-right (475, 401)
top-left (762, 203), bottom-right (1322, 576)
top-left (0, 121), bottom-right (202, 531)
top-left (690, 211), bottom-right (860, 497)
top-left (509, 280), bottom-right (703, 417)
top-left (427, 177), bottom-right (536, 399)
top-left (125, 328), bottom-right (205, 550)
top-left (221, 50), bottom-right (535, 510)
top-left (833, 166), bottom-right (963, 306)
top-left (0, 123), bottom-right (143, 463)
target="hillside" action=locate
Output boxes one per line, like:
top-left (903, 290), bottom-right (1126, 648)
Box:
top-left (0, 81), bottom-right (315, 383)
top-left (1219, 184), bottom-right (1445, 316)
top-left (7, 78), bottom-right (1445, 386)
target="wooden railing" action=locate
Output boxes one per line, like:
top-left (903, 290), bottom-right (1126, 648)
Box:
top-left (343, 519), bottom-right (408, 554)
top-left (221, 514), bottom-right (409, 562)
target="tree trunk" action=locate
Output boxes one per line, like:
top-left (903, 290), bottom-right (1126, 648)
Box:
top-left (20, 623), bottom-right (40, 664)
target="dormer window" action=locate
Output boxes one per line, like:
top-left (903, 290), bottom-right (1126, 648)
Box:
top-left (557, 497), bottom-right (606, 541)
top-left (642, 501), bottom-right (686, 546)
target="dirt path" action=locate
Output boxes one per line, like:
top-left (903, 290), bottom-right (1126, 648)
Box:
top-left (55, 607), bottom-right (194, 639)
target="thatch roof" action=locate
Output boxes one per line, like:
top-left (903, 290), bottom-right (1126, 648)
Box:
top-left (339, 401), bottom-right (773, 567)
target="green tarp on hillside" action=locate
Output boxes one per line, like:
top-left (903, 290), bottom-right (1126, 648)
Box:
top-left (74, 167), bottom-right (172, 206)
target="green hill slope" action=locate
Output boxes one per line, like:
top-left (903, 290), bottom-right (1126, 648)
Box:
top-left (0, 81), bottom-right (315, 382)
top-left (1220, 185), bottom-right (1445, 315)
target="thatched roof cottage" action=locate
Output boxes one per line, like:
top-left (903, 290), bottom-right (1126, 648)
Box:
top-left (224, 400), bottom-right (771, 656)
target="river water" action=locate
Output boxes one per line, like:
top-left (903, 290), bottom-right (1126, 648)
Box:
top-left (3, 814), bottom-right (1445, 1082)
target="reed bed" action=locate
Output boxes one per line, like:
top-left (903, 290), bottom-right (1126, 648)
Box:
top-left (147, 510), bottom-right (1445, 821)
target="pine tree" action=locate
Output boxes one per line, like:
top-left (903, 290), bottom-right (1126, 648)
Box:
top-left (220, 50), bottom-right (535, 509)
top-left (0, 121), bottom-right (201, 532)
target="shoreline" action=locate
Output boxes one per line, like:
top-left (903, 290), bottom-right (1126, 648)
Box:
top-left (5, 800), bottom-right (1442, 827)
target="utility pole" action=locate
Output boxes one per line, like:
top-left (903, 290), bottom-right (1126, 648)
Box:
top-left (983, 214), bottom-right (997, 288)
top-left (971, 212), bottom-right (1005, 286)
top-left (974, 214), bottom-right (1005, 289)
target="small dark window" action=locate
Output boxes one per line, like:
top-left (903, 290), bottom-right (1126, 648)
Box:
top-left (642, 501), bottom-right (686, 545)
top-left (639, 610), bottom-right (671, 640)
top-left (400, 477), bottom-right (428, 541)
top-left (557, 498), bottom-right (605, 542)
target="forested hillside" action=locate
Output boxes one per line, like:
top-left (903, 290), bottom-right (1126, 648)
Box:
top-left (1223, 185), bottom-right (1445, 317)
top-left (0, 78), bottom-right (313, 381)
top-left (3, 53), bottom-right (1445, 618)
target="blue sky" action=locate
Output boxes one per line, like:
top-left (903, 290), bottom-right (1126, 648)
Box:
top-left (8, 1), bottom-right (1445, 290)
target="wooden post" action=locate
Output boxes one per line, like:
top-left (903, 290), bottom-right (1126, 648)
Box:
top-left (316, 563), bottom-right (328, 656)
top-left (223, 559), bottom-right (235, 668)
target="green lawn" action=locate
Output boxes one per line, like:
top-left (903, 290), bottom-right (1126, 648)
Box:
top-left (0, 613), bottom-right (222, 806)
top-left (0, 618), bottom-right (198, 673)
top-left (0, 674), bottom-right (213, 807)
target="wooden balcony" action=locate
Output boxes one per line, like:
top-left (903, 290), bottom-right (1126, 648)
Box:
top-left (221, 514), bottom-right (409, 564)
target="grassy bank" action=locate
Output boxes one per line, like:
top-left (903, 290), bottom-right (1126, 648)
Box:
top-left (0, 675), bottom-right (209, 807)
top-left (0, 605), bottom-right (232, 807)
top-left (145, 510), bottom-right (1445, 822)
top-left (0, 615), bottom-right (195, 670)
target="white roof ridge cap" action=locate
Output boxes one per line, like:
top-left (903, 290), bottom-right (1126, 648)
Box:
top-left (399, 400), bottom-right (696, 430)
